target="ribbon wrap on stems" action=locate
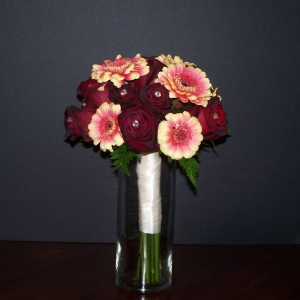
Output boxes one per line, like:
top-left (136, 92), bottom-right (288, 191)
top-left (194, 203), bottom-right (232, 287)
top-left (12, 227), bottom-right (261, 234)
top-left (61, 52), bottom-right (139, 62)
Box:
top-left (136, 152), bottom-right (162, 234)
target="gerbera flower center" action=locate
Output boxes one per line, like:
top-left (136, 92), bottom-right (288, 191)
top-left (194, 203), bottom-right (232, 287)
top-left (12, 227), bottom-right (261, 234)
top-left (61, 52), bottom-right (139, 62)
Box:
top-left (110, 58), bottom-right (127, 66)
top-left (173, 125), bottom-right (189, 143)
top-left (101, 116), bottom-right (116, 135)
top-left (174, 72), bottom-right (199, 92)
top-left (105, 58), bottom-right (131, 73)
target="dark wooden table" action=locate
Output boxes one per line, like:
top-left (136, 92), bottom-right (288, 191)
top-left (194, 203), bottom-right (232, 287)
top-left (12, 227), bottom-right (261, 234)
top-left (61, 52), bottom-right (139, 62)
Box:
top-left (0, 242), bottom-right (299, 299)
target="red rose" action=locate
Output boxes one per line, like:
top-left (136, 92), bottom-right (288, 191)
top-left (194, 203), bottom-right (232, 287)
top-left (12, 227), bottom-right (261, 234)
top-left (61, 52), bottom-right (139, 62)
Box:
top-left (64, 105), bottom-right (82, 141)
top-left (118, 106), bottom-right (159, 153)
top-left (108, 84), bottom-right (141, 109)
top-left (83, 84), bottom-right (111, 108)
top-left (131, 56), bottom-right (165, 89)
top-left (75, 104), bottom-right (99, 142)
top-left (69, 84), bottom-right (112, 142)
top-left (64, 104), bottom-right (97, 143)
top-left (77, 77), bottom-right (100, 98)
top-left (140, 83), bottom-right (172, 118)
top-left (196, 97), bottom-right (228, 141)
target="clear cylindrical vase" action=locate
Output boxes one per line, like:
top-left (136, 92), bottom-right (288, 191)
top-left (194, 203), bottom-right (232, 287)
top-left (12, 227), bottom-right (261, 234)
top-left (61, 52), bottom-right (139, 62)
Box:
top-left (115, 152), bottom-right (176, 293)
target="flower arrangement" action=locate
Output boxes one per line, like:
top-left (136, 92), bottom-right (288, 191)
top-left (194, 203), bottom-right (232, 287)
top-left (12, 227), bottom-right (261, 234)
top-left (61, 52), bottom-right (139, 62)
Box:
top-left (65, 54), bottom-right (228, 187)
top-left (64, 54), bottom-right (228, 291)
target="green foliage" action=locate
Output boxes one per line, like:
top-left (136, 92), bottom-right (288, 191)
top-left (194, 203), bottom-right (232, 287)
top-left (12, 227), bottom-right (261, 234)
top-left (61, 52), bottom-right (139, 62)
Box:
top-left (171, 99), bottom-right (179, 109)
top-left (178, 157), bottom-right (199, 187)
top-left (202, 140), bottom-right (217, 150)
top-left (135, 153), bottom-right (142, 163)
top-left (110, 144), bottom-right (137, 176)
top-left (111, 144), bottom-right (200, 187)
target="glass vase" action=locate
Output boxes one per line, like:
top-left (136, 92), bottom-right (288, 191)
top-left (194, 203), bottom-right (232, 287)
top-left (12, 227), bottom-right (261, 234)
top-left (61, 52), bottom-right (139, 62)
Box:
top-left (115, 152), bottom-right (176, 293)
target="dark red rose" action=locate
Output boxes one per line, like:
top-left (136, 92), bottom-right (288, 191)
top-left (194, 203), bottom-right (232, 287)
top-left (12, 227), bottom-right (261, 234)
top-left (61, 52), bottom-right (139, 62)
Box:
top-left (131, 56), bottom-right (165, 89)
top-left (74, 84), bottom-right (112, 142)
top-left (108, 84), bottom-right (141, 109)
top-left (83, 84), bottom-right (111, 108)
top-left (64, 105), bottom-right (82, 141)
top-left (65, 84), bottom-right (111, 143)
top-left (140, 83), bottom-right (172, 114)
top-left (117, 106), bottom-right (159, 153)
top-left (74, 104), bottom-right (98, 142)
top-left (77, 77), bottom-right (100, 98)
top-left (195, 97), bottom-right (228, 141)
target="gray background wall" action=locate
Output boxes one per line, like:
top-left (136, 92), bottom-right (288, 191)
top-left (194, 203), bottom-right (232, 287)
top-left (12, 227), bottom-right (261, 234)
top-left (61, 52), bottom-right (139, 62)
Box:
top-left (1, 0), bottom-right (299, 244)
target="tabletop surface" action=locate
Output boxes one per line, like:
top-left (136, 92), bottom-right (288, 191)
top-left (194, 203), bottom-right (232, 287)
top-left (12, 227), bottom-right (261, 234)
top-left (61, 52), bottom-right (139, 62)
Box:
top-left (1, 242), bottom-right (299, 300)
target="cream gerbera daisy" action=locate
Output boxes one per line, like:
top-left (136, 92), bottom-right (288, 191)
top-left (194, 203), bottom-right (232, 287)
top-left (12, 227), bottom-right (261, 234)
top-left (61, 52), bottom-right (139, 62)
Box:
top-left (88, 102), bottom-right (124, 152)
top-left (155, 54), bottom-right (196, 67)
top-left (155, 63), bottom-right (212, 106)
top-left (158, 111), bottom-right (203, 160)
top-left (91, 54), bottom-right (149, 90)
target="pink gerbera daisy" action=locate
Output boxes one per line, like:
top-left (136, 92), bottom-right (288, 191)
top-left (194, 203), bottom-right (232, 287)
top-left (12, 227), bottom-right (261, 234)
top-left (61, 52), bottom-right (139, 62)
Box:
top-left (158, 111), bottom-right (203, 160)
top-left (155, 63), bottom-right (212, 106)
top-left (155, 54), bottom-right (196, 67)
top-left (88, 102), bottom-right (124, 152)
top-left (91, 54), bottom-right (149, 90)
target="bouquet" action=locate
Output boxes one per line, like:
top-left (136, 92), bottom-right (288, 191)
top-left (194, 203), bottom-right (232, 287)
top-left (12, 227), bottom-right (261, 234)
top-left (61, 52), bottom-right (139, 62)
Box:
top-left (64, 54), bottom-right (228, 289)
top-left (65, 54), bottom-right (227, 186)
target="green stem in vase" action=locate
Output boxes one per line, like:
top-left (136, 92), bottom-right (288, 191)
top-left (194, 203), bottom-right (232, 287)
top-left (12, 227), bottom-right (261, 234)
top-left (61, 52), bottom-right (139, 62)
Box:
top-left (135, 233), bottom-right (142, 281)
top-left (136, 232), bottom-right (161, 284)
top-left (154, 233), bottom-right (161, 282)
top-left (142, 232), bottom-right (148, 283)
top-left (151, 234), bottom-right (155, 282)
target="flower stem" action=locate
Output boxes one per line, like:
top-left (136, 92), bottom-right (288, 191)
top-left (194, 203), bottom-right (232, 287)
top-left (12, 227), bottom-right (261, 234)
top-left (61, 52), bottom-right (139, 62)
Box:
top-left (136, 231), bottom-right (161, 284)
top-left (154, 233), bottom-right (161, 281)
top-left (151, 234), bottom-right (155, 282)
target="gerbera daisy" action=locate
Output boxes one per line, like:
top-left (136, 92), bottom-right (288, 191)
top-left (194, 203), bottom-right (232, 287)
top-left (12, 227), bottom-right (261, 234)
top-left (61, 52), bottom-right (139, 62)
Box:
top-left (88, 102), bottom-right (124, 152)
top-left (155, 54), bottom-right (196, 67)
top-left (155, 63), bottom-right (212, 106)
top-left (91, 54), bottom-right (149, 90)
top-left (158, 111), bottom-right (203, 160)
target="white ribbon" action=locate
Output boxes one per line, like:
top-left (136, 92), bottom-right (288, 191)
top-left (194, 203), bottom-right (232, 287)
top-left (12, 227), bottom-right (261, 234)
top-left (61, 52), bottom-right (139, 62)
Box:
top-left (136, 152), bottom-right (162, 234)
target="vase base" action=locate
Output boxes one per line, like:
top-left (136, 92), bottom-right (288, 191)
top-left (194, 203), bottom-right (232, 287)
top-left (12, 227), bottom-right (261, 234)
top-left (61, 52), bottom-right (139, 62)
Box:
top-left (116, 271), bottom-right (171, 293)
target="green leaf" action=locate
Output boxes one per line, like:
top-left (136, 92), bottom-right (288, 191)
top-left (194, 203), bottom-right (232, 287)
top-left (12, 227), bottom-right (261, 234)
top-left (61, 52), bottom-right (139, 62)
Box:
top-left (211, 140), bottom-right (217, 149)
top-left (136, 153), bottom-right (142, 162)
top-left (201, 141), bottom-right (217, 149)
top-left (201, 141), bottom-right (210, 147)
top-left (110, 152), bottom-right (124, 159)
top-left (178, 157), bottom-right (198, 187)
top-left (110, 144), bottom-right (135, 176)
top-left (171, 99), bottom-right (179, 109)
